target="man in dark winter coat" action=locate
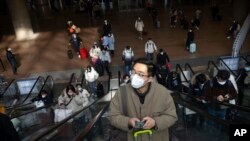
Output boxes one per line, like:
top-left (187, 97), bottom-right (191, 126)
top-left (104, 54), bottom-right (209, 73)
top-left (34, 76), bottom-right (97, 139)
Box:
top-left (156, 48), bottom-right (170, 67)
top-left (186, 29), bottom-right (194, 50)
top-left (6, 48), bottom-right (17, 74)
top-left (69, 34), bottom-right (82, 55)
top-left (103, 20), bottom-right (112, 36)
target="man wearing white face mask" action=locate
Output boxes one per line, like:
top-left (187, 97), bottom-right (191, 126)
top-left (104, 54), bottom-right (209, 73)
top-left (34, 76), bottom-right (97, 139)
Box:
top-left (108, 58), bottom-right (177, 141)
top-left (156, 48), bottom-right (170, 67)
top-left (202, 70), bottom-right (237, 132)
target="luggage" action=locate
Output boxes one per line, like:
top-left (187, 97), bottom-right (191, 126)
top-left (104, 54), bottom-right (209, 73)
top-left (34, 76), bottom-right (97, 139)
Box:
top-left (67, 49), bottom-right (73, 59)
top-left (75, 27), bottom-right (81, 33)
top-left (133, 129), bottom-right (153, 141)
top-left (156, 20), bottom-right (160, 28)
top-left (54, 108), bottom-right (73, 123)
top-left (79, 48), bottom-right (88, 59)
top-left (189, 42), bottom-right (196, 53)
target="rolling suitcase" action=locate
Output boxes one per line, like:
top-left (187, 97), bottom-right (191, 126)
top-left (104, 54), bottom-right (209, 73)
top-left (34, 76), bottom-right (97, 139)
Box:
top-left (189, 42), bottom-right (196, 53)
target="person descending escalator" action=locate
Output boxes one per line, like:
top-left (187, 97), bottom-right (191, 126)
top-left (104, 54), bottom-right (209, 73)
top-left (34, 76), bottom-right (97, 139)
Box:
top-left (31, 90), bottom-right (53, 108)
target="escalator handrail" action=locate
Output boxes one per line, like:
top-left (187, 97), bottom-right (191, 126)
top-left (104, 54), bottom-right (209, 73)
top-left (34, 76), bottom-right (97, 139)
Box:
top-left (245, 55), bottom-right (250, 61)
top-left (29, 97), bottom-right (107, 141)
top-left (80, 69), bottom-right (85, 86)
top-left (217, 58), bottom-right (237, 77)
top-left (176, 91), bottom-right (250, 113)
top-left (184, 63), bottom-right (195, 75)
top-left (6, 76), bottom-right (45, 113)
top-left (176, 64), bottom-right (189, 82)
top-left (6, 76), bottom-right (45, 110)
top-left (69, 73), bottom-right (77, 85)
top-left (10, 101), bottom-right (57, 119)
top-left (108, 73), bottom-right (111, 91)
top-left (207, 60), bottom-right (220, 71)
top-left (7, 75), bottom-right (53, 113)
top-left (118, 71), bottom-right (121, 86)
top-left (0, 79), bottom-right (15, 97)
top-left (73, 104), bottom-right (110, 141)
top-left (20, 76), bottom-right (45, 105)
top-left (25, 72), bottom-right (112, 140)
top-left (40, 75), bottom-right (53, 92)
top-left (240, 56), bottom-right (250, 64)
top-left (77, 91), bottom-right (238, 141)
top-left (173, 93), bottom-right (231, 127)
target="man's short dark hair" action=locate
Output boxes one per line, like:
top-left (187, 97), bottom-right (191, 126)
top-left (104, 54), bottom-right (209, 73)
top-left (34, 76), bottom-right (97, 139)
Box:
top-left (216, 70), bottom-right (230, 81)
top-left (133, 58), bottom-right (155, 77)
top-left (126, 46), bottom-right (130, 50)
top-left (196, 73), bottom-right (207, 84)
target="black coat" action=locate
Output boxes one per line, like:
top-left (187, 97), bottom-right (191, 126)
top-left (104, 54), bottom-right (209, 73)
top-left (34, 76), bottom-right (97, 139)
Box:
top-left (31, 95), bottom-right (53, 106)
top-left (6, 51), bottom-right (17, 65)
top-left (103, 23), bottom-right (112, 36)
top-left (156, 52), bottom-right (170, 66)
top-left (0, 113), bottom-right (20, 141)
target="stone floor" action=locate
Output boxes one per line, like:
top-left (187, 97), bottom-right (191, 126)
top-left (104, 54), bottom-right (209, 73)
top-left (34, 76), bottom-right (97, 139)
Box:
top-left (0, 3), bottom-right (249, 81)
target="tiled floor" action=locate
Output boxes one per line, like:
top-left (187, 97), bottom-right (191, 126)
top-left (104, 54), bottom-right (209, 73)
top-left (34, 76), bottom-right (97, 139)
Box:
top-left (0, 3), bottom-right (249, 81)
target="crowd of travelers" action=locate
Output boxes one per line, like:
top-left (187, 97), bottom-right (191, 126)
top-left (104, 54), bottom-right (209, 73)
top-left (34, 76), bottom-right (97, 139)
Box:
top-left (0, 2), bottom-right (247, 141)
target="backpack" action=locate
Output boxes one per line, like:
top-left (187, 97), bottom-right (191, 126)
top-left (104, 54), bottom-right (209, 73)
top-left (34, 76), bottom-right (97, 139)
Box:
top-left (123, 49), bottom-right (133, 60)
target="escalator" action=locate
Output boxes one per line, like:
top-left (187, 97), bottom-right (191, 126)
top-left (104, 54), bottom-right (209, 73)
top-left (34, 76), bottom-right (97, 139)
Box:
top-left (74, 90), bottom-right (250, 141)
top-left (0, 79), bottom-right (14, 96)
top-left (1, 76), bottom-right (45, 108)
top-left (175, 60), bottom-right (250, 120)
top-left (8, 75), bottom-right (54, 117)
top-left (8, 73), bottom-right (82, 140)
top-left (21, 73), bottom-right (112, 141)
top-left (218, 56), bottom-right (250, 83)
top-left (20, 67), bottom-right (250, 141)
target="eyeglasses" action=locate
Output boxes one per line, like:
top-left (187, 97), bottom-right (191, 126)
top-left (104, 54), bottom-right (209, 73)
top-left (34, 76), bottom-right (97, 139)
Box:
top-left (131, 70), bottom-right (149, 78)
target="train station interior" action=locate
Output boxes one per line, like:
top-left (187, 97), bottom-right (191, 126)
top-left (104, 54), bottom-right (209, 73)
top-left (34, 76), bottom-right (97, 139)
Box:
top-left (0, 0), bottom-right (250, 141)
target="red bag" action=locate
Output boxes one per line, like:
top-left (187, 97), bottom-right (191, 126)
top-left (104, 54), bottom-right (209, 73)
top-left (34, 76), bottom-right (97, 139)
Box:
top-left (167, 63), bottom-right (171, 71)
top-left (79, 48), bottom-right (88, 59)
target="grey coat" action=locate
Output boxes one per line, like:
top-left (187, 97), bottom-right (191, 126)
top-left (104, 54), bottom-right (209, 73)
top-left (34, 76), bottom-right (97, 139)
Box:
top-left (108, 82), bottom-right (177, 141)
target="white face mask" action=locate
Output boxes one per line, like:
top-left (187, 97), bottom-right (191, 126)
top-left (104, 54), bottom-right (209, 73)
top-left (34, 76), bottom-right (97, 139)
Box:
top-left (218, 81), bottom-right (226, 85)
top-left (77, 87), bottom-right (83, 92)
top-left (160, 52), bottom-right (164, 55)
top-left (245, 67), bottom-right (250, 71)
top-left (68, 92), bottom-right (74, 96)
top-left (41, 95), bottom-right (46, 98)
top-left (124, 78), bottom-right (129, 83)
top-left (131, 74), bottom-right (145, 89)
